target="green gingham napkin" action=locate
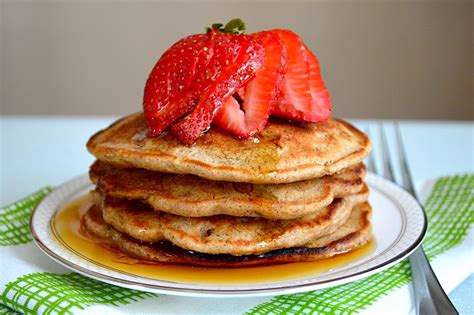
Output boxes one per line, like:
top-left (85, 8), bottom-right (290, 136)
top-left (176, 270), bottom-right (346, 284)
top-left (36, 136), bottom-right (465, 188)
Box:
top-left (1, 175), bottom-right (472, 314)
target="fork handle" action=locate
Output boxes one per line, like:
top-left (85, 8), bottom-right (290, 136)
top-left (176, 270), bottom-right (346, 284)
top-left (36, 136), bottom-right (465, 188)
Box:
top-left (408, 246), bottom-right (458, 314)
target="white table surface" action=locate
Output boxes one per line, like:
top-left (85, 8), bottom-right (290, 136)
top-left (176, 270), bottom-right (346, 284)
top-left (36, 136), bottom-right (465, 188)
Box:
top-left (1, 116), bottom-right (473, 313)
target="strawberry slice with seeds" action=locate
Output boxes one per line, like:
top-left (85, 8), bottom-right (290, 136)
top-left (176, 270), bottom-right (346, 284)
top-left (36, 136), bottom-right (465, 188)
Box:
top-left (305, 45), bottom-right (331, 121)
top-left (271, 29), bottom-right (312, 121)
top-left (143, 33), bottom-right (212, 136)
top-left (171, 33), bottom-right (264, 144)
top-left (143, 20), bottom-right (331, 144)
top-left (271, 29), bottom-right (331, 122)
top-left (214, 96), bottom-right (247, 134)
top-left (213, 31), bottom-right (287, 137)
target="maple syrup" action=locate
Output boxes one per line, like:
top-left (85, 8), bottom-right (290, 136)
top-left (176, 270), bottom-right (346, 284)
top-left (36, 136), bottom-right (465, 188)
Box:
top-left (53, 195), bottom-right (374, 285)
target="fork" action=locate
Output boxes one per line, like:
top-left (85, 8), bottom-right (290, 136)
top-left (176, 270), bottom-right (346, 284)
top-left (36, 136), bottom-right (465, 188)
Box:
top-left (366, 123), bottom-right (458, 315)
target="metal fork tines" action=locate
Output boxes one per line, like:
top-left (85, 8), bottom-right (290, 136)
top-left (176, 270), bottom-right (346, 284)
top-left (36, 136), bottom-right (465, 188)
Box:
top-left (367, 123), bottom-right (458, 315)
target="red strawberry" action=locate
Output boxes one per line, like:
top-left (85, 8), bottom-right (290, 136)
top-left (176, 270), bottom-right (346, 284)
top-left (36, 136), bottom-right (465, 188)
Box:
top-left (214, 31), bottom-right (287, 137)
top-left (236, 87), bottom-right (246, 100)
top-left (171, 33), bottom-right (264, 144)
top-left (143, 20), bottom-right (331, 145)
top-left (305, 45), bottom-right (331, 121)
top-left (272, 30), bottom-right (331, 122)
top-left (271, 29), bottom-right (312, 121)
top-left (215, 96), bottom-right (247, 134)
top-left (143, 33), bottom-right (213, 136)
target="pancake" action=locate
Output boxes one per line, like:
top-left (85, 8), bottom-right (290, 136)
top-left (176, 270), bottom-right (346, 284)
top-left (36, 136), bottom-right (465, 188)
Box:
top-left (94, 186), bottom-right (368, 256)
top-left (90, 161), bottom-right (366, 219)
top-left (82, 202), bottom-right (373, 267)
top-left (87, 113), bottom-right (371, 184)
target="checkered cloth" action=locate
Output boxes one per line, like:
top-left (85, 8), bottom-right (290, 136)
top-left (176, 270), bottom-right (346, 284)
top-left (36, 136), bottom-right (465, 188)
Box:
top-left (0, 175), bottom-right (472, 314)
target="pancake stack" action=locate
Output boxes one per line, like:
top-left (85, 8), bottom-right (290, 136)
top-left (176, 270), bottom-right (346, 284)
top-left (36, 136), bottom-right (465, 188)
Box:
top-left (84, 112), bottom-right (372, 267)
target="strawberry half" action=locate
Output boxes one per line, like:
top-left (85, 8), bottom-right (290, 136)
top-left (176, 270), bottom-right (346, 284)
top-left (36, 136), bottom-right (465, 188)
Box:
top-left (143, 33), bottom-right (213, 136)
top-left (171, 33), bottom-right (264, 144)
top-left (214, 31), bottom-right (287, 137)
top-left (272, 29), bottom-right (331, 122)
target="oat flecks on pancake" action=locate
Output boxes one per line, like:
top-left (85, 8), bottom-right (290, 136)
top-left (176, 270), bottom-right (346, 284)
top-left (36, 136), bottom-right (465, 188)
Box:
top-left (95, 186), bottom-right (369, 256)
top-left (82, 202), bottom-right (373, 267)
top-left (90, 161), bottom-right (366, 219)
top-left (87, 113), bottom-right (371, 184)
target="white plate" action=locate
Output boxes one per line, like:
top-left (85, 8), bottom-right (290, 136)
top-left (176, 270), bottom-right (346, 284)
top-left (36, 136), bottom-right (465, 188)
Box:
top-left (30, 173), bottom-right (426, 298)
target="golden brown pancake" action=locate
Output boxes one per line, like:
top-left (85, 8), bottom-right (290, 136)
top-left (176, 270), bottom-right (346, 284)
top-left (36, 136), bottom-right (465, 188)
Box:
top-left (82, 202), bottom-right (373, 267)
top-left (90, 161), bottom-right (366, 219)
top-left (87, 113), bottom-right (371, 184)
top-left (94, 186), bottom-right (368, 256)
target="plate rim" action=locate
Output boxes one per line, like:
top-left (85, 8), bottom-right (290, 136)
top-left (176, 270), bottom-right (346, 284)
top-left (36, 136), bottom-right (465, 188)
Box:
top-left (30, 172), bottom-right (427, 297)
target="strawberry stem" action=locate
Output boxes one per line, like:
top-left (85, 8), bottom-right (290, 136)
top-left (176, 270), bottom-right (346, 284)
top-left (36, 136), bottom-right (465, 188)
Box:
top-left (206, 18), bottom-right (245, 34)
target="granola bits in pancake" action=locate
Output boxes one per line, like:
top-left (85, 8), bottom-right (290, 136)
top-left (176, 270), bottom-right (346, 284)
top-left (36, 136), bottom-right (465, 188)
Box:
top-left (92, 186), bottom-right (368, 256)
top-left (87, 113), bottom-right (371, 184)
top-left (90, 161), bottom-right (366, 219)
top-left (81, 202), bottom-right (373, 267)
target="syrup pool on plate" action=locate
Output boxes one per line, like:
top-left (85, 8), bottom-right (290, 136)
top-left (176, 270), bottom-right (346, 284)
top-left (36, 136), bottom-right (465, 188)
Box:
top-left (52, 195), bottom-right (375, 285)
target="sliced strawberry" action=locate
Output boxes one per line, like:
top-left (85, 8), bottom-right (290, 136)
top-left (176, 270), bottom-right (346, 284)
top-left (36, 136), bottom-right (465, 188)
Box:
top-left (272, 29), bottom-right (331, 122)
top-left (236, 87), bottom-right (246, 100)
top-left (143, 34), bottom-right (212, 136)
top-left (213, 31), bottom-right (287, 137)
top-left (171, 34), bottom-right (264, 144)
top-left (214, 96), bottom-right (247, 135)
top-left (143, 21), bottom-right (331, 144)
top-left (305, 45), bottom-right (331, 121)
top-left (271, 29), bottom-right (312, 121)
